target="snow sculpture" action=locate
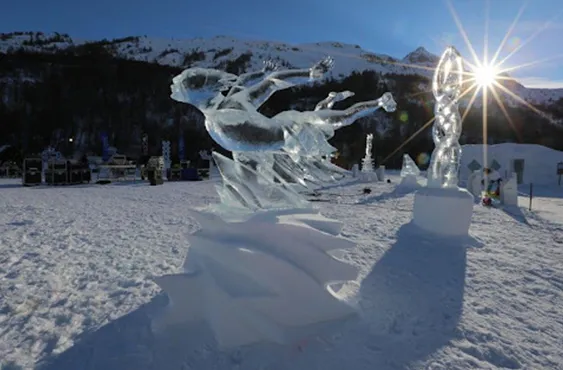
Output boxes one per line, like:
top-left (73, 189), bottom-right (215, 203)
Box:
top-left (152, 58), bottom-right (398, 348)
top-left (399, 154), bottom-right (421, 188)
top-left (152, 209), bottom-right (357, 348)
top-left (412, 47), bottom-right (474, 236)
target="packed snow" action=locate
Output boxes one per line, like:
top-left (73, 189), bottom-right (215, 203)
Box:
top-left (0, 170), bottom-right (562, 370)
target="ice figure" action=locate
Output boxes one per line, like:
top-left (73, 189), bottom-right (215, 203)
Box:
top-left (427, 46), bottom-right (464, 188)
top-left (170, 58), bottom-right (396, 211)
top-left (361, 134), bottom-right (374, 173)
top-left (412, 46), bottom-right (474, 237)
top-left (400, 154), bottom-right (420, 177)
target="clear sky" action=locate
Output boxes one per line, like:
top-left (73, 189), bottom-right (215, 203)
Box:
top-left (1, 0), bottom-right (562, 88)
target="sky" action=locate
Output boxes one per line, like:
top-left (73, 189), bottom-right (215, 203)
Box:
top-left (1, 0), bottom-right (563, 88)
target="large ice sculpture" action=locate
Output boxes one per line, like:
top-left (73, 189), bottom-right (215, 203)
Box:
top-left (412, 47), bottom-right (474, 236)
top-left (170, 58), bottom-right (396, 210)
top-left (152, 58), bottom-right (398, 349)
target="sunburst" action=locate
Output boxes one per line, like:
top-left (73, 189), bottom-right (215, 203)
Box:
top-left (381, 0), bottom-right (563, 165)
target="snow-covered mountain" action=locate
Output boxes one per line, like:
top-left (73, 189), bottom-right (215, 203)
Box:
top-left (2, 31), bottom-right (562, 107)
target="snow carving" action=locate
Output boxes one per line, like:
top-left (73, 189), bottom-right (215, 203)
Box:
top-left (152, 58), bottom-right (396, 348)
top-left (413, 46), bottom-right (474, 237)
top-left (152, 209), bottom-right (357, 348)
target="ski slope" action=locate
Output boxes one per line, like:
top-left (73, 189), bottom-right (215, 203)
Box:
top-left (0, 173), bottom-right (562, 369)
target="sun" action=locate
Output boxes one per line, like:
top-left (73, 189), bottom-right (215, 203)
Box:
top-left (473, 64), bottom-right (499, 87)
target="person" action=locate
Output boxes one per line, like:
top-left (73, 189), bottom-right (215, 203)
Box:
top-left (482, 167), bottom-right (502, 198)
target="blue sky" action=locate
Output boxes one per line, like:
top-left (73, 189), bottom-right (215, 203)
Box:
top-left (2, 0), bottom-right (562, 88)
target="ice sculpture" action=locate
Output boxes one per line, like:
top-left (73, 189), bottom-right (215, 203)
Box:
top-left (400, 154), bottom-right (420, 177)
top-left (426, 47), bottom-right (464, 189)
top-left (152, 58), bottom-right (400, 348)
top-left (412, 46), bottom-right (474, 237)
top-left (170, 58), bottom-right (396, 210)
top-left (361, 134), bottom-right (375, 173)
top-left (399, 154), bottom-right (421, 188)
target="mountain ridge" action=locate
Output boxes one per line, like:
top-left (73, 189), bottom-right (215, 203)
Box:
top-left (2, 30), bottom-right (563, 107)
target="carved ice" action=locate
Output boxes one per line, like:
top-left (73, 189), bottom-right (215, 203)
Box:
top-left (412, 46), bottom-right (474, 237)
top-left (400, 154), bottom-right (420, 177)
top-left (427, 46), bottom-right (464, 189)
top-left (154, 58), bottom-right (397, 348)
top-left (170, 58), bottom-right (396, 211)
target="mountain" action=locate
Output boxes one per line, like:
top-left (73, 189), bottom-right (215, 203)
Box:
top-left (1, 31), bottom-right (563, 166)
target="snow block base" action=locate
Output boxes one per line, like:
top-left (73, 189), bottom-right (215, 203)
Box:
top-left (152, 208), bottom-right (358, 349)
top-left (412, 187), bottom-right (474, 237)
top-left (359, 172), bottom-right (379, 182)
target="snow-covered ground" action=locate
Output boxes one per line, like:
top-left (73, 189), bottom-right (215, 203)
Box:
top-left (0, 173), bottom-right (562, 369)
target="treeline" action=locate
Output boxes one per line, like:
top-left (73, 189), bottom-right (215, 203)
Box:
top-left (1, 48), bottom-right (562, 169)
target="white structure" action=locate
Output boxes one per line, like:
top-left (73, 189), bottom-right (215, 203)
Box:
top-left (501, 175), bottom-right (518, 206)
top-left (460, 143), bottom-right (563, 185)
top-left (375, 165), bottom-right (385, 182)
top-left (466, 170), bottom-right (483, 198)
top-left (412, 46), bottom-right (473, 237)
top-left (351, 163), bottom-right (359, 178)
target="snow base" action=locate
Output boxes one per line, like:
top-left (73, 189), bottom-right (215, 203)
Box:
top-left (152, 208), bottom-right (358, 348)
top-left (412, 187), bottom-right (474, 237)
top-left (398, 174), bottom-right (420, 189)
top-left (359, 171), bottom-right (379, 182)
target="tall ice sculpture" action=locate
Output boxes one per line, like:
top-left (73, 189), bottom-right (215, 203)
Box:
top-left (153, 57), bottom-right (396, 348)
top-left (412, 46), bottom-right (474, 236)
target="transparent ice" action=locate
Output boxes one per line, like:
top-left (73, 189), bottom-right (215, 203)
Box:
top-left (400, 154), bottom-right (421, 177)
top-left (427, 46), bottom-right (464, 188)
top-left (361, 134), bottom-right (374, 173)
top-left (170, 58), bottom-right (396, 212)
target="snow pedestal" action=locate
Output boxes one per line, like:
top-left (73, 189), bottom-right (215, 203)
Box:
top-left (359, 171), bottom-right (379, 182)
top-left (466, 170), bottom-right (483, 198)
top-left (501, 176), bottom-right (518, 206)
top-left (398, 174), bottom-right (419, 189)
top-left (351, 164), bottom-right (359, 178)
top-left (152, 208), bottom-right (358, 348)
top-left (375, 166), bottom-right (385, 182)
top-left (412, 187), bottom-right (474, 237)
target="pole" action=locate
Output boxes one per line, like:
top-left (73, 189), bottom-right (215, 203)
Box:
top-left (529, 183), bottom-right (533, 211)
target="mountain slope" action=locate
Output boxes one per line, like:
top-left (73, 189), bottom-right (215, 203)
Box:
top-left (2, 31), bottom-right (562, 107)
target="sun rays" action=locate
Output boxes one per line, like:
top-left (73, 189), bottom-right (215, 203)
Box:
top-left (379, 0), bottom-right (563, 166)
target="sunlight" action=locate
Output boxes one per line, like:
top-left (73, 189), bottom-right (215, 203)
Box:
top-left (473, 64), bottom-right (499, 87)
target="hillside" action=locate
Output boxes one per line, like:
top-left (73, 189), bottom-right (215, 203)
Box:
top-left (1, 31), bottom-right (563, 166)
